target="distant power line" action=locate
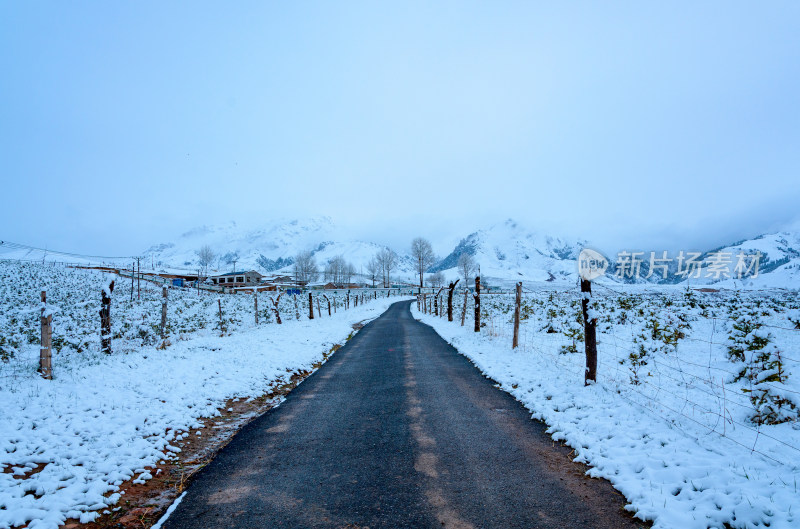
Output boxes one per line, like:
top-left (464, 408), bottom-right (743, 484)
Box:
top-left (0, 240), bottom-right (134, 261)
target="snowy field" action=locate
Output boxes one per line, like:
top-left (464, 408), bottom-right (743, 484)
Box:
top-left (0, 261), bottom-right (406, 529)
top-left (414, 285), bottom-right (800, 529)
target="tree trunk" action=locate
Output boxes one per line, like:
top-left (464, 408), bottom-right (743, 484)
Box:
top-left (581, 279), bottom-right (598, 385)
top-left (512, 282), bottom-right (522, 349)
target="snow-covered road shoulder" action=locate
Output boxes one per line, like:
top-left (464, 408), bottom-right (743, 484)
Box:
top-left (0, 297), bottom-right (407, 529)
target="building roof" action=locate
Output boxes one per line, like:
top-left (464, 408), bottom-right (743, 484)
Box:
top-left (213, 270), bottom-right (262, 277)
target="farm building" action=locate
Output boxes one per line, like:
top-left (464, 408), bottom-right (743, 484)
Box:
top-left (209, 270), bottom-right (263, 287)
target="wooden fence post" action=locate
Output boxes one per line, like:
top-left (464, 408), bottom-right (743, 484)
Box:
top-left (316, 296), bottom-right (322, 318)
top-left (271, 293), bottom-right (283, 324)
top-left (323, 294), bottom-right (331, 316)
top-left (293, 294), bottom-right (300, 320)
top-left (218, 299), bottom-right (225, 336)
top-left (39, 291), bottom-right (52, 379)
top-left (160, 286), bottom-right (168, 340)
top-left (309, 292), bottom-right (314, 320)
top-left (581, 279), bottom-right (598, 385)
top-left (254, 292), bottom-right (259, 325)
top-left (461, 288), bottom-right (468, 326)
top-left (100, 280), bottom-right (115, 353)
top-left (473, 276), bottom-right (481, 332)
top-left (512, 282), bottom-right (522, 349)
top-left (447, 280), bottom-right (459, 322)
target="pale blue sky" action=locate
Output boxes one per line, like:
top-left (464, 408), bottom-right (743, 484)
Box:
top-left (1, 1), bottom-right (798, 256)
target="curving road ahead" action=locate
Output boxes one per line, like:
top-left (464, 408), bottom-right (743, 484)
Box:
top-left (162, 300), bottom-right (645, 529)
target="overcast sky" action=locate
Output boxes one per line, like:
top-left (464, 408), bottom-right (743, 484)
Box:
top-left (1, 1), bottom-right (798, 257)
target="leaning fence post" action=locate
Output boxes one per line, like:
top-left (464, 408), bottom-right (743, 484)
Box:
top-left (100, 280), bottom-right (115, 353)
top-left (512, 282), bottom-right (522, 349)
top-left (39, 291), bottom-right (52, 379)
top-left (581, 279), bottom-right (598, 385)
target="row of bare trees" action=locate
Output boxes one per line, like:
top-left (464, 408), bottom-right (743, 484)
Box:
top-left (197, 236), bottom-right (480, 292)
top-left (323, 255), bottom-right (356, 285)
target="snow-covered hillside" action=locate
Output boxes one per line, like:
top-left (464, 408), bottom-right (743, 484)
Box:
top-left (710, 232), bottom-right (800, 289)
top-left (141, 217), bottom-right (799, 289)
top-left (431, 219), bottom-right (585, 285)
top-left (144, 217), bottom-right (416, 279)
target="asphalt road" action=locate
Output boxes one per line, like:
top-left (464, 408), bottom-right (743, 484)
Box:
top-left (162, 300), bottom-right (645, 529)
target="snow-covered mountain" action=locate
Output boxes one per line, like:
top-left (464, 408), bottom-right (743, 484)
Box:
top-left (430, 219), bottom-right (586, 285)
top-left (709, 231), bottom-right (800, 289)
top-left (145, 217), bottom-right (415, 279)
top-left (141, 216), bottom-right (798, 289)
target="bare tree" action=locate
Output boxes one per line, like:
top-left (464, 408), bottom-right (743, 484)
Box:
top-left (196, 245), bottom-right (216, 276)
top-left (324, 255), bottom-right (354, 286)
top-left (410, 237), bottom-right (435, 292)
top-left (376, 248), bottom-right (397, 287)
top-left (293, 250), bottom-right (318, 285)
top-left (457, 253), bottom-right (476, 287)
top-left (426, 271), bottom-right (445, 288)
top-left (366, 257), bottom-right (380, 288)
